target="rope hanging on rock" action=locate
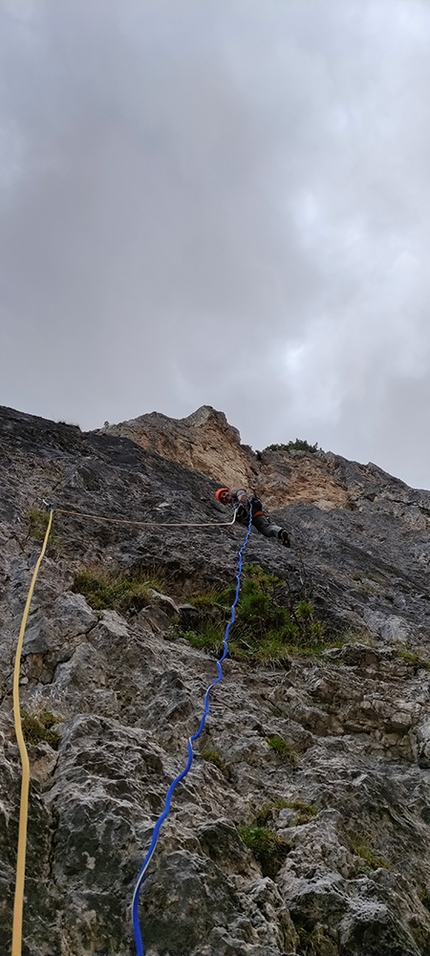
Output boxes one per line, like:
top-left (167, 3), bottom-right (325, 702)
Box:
top-left (131, 506), bottom-right (254, 956)
top-left (52, 505), bottom-right (238, 528)
top-left (12, 509), bottom-right (54, 956)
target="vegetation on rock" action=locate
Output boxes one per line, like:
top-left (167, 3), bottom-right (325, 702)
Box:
top-left (399, 650), bottom-right (430, 672)
top-left (266, 734), bottom-right (297, 763)
top-left (238, 799), bottom-right (318, 880)
top-left (255, 800), bottom-right (318, 827)
top-left (73, 568), bottom-right (162, 612)
top-left (28, 508), bottom-right (51, 540)
top-left (350, 835), bottom-right (391, 873)
top-left (21, 709), bottom-right (61, 747)
top-left (237, 824), bottom-right (290, 878)
top-left (27, 508), bottom-right (60, 548)
top-left (179, 565), bottom-right (333, 664)
top-left (199, 749), bottom-right (229, 776)
top-left (265, 438), bottom-right (319, 453)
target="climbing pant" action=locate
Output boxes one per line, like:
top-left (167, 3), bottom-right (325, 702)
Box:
top-left (236, 506), bottom-right (282, 539)
top-left (252, 514), bottom-right (283, 538)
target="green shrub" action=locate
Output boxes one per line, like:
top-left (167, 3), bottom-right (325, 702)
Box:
top-left (179, 565), bottom-right (330, 665)
top-left (21, 709), bottom-right (61, 747)
top-left (265, 439), bottom-right (319, 453)
top-left (238, 825), bottom-right (289, 878)
top-left (73, 569), bottom-right (163, 612)
top-left (266, 735), bottom-right (297, 763)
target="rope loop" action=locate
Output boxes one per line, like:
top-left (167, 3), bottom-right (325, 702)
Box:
top-left (49, 504), bottom-right (238, 529)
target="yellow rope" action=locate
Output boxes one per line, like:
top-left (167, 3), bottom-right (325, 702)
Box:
top-left (54, 507), bottom-right (237, 528)
top-left (12, 510), bottom-right (53, 956)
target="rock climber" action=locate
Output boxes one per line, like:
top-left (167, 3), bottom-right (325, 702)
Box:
top-left (215, 487), bottom-right (291, 546)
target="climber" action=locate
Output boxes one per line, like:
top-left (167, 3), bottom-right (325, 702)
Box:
top-left (215, 487), bottom-right (291, 546)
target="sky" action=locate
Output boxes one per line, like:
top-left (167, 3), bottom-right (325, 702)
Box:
top-left (1, 0), bottom-right (430, 488)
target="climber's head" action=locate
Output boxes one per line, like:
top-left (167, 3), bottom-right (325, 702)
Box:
top-left (215, 487), bottom-right (231, 505)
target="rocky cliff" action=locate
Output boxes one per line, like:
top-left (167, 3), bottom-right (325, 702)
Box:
top-left (101, 406), bottom-right (350, 511)
top-left (2, 403), bottom-right (430, 956)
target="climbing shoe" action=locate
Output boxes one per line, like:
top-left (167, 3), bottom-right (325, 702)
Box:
top-left (278, 529), bottom-right (291, 547)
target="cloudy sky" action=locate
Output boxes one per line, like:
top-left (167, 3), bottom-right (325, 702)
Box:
top-left (1, 0), bottom-right (430, 487)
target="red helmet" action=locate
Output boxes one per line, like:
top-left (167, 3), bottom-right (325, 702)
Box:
top-left (215, 487), bottom-right (230, 501)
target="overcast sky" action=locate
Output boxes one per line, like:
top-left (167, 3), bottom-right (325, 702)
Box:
top-left (1, 0), bottom-right (430, 487)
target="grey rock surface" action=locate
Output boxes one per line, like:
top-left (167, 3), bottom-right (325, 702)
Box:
top-left (2, 404), bottom-right (430, 954)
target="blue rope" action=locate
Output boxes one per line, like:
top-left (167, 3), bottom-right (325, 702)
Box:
top-left (131, 507), bottom-right (253, 956)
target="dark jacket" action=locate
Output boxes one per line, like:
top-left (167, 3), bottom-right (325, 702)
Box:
top-left (230, 489), bottom-right (263, 517)
top-left (227, 488), bottom-right (288, 543)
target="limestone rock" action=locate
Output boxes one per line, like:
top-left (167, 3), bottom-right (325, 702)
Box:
top-left (2, 403), bottom-right (430, 954)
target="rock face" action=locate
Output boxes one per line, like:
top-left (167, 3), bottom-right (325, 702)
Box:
top-left (2, 402), bottom-right (430, 956)
top-left (101, 406), bottom-right (349, 510)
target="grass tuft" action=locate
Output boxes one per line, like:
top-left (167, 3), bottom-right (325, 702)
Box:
top-left (28, 509), bottom-right (51, 540)
top-left (179, 565), bottom-right (336, 666)
top-left (238, 825), bottom-right (289, 878)
top-left (266, 735), bottom-right (297, 763)
top-left (28, 508), bottom-right (60, 547)
top-left (73, 568), bottom-right (164, 613)
top-left (255, 800), bottom-right (317, 827)
top-left (200, 749), bottom-right (228, 776)
top-left (21, 709), bottom-right (61, 747)
top-left (399, 650), bottom-right (430, 672)
top-left (351, 837), bottom-right (391, 873)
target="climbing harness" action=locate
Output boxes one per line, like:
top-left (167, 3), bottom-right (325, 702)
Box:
top-left (131, 506), bottom-right (254, 956)
top-left (10, 502), bottom-right (241, 956)
top-left (12, 509), bottom-right (54, 956)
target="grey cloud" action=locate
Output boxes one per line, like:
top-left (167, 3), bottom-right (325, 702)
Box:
top-left (1, 0), bottom-right (430, 485)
